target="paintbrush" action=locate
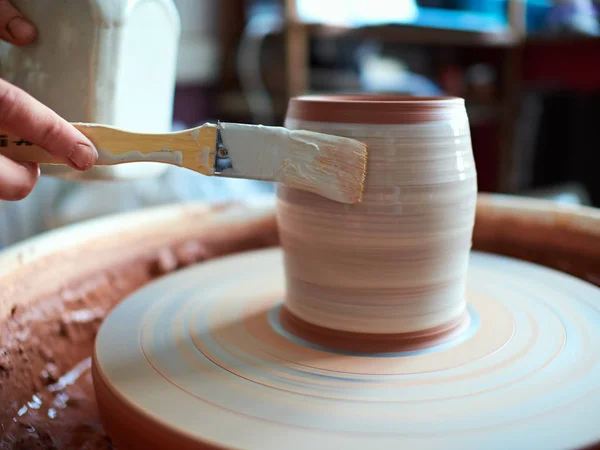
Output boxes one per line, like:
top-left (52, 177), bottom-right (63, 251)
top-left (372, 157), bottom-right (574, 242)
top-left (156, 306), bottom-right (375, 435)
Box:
top-left (0, 122), bottom-right (368, 204)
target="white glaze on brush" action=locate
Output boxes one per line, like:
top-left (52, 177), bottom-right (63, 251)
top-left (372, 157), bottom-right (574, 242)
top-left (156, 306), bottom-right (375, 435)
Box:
top-left (219, 123), bottom-right (367, 203)
top-left (277, 116), bottom-right (477, 334)
top-left (219, 123), bottom-right (317, 180)
top-left (96, 147), bottom-right (183, 166)
top-left (190, 128), bottom-right (213, 169)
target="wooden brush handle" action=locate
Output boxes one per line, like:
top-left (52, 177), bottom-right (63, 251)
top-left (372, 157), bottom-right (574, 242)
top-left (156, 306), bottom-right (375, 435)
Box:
top-left (0, 123), bottom-right (218, 175)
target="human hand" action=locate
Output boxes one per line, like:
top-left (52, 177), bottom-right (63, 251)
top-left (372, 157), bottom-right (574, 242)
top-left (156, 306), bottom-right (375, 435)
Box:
top-left (0, 1), bottom-right (98, 201)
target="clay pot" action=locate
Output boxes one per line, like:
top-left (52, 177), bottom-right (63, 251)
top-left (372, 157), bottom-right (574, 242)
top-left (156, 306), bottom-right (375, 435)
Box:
top-left (276, 95), bottom-right (477, 348)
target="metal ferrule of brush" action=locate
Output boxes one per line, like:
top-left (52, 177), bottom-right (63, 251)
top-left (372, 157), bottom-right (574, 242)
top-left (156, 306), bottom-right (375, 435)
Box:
top-left (215, 121), bottom-right (233, 174)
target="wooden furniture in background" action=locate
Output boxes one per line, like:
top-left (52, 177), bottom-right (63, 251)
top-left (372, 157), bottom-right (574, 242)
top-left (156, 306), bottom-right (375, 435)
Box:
top-left (212, 0), bottom-right (598, 195)
top-left (282, 0), bottom-right (527, 194)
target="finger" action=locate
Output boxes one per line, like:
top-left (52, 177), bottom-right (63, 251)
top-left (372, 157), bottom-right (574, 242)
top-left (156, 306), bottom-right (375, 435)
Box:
top-left (0, 154), bottom-right (39, 201)
top-left (0, 78), bottom-right (97, 170)
top-left (0, 0), bottom-right (36, 45)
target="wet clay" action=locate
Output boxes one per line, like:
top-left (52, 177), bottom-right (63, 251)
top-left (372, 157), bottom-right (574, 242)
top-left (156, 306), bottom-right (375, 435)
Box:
top-left (0, 202), bottom-right (279, 449)
top-left (278, 96), bottom-right (477, 339)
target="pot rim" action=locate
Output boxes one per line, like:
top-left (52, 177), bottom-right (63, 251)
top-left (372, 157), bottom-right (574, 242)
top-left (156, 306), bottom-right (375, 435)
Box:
top-left (286, 94), bottom-right (465, 124)
top-left (291, 94), bottom-right (464, 104)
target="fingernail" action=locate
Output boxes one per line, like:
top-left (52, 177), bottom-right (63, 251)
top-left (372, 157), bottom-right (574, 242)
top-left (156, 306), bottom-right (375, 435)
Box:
top-left (69, 143), bottom-right (97, 170)
top-left (7, 17), bottom-right (37, 43)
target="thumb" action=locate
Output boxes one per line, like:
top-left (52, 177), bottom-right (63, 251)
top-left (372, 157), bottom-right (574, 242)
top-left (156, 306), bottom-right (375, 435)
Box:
top-left (0, 0), bottom-right (37, 45)
top-left (0, 78), bottom-right (97, 170)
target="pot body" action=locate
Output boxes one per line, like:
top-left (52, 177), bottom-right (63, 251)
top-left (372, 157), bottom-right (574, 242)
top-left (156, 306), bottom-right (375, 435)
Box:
top-left (276, 95), bottom-right (477, 335)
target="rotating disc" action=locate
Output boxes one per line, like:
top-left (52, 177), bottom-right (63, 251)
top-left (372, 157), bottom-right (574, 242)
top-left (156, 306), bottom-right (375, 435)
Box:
top-left (93, 248), bottom-right (600, 450)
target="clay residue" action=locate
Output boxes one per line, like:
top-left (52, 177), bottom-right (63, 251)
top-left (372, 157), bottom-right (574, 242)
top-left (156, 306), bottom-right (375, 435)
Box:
top-left (0, 204), bottom-right (279, 449)
top-left (1, 357), bottom-right (112, 449)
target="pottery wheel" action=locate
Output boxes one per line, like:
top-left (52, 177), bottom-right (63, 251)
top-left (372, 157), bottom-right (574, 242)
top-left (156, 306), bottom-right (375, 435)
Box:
top-left (93, 248), bottom-right (600, 450)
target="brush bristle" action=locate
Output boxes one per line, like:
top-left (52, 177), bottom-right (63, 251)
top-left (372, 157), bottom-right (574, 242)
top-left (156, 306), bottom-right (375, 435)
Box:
top-left (283, 131), bottom-right (368, 204)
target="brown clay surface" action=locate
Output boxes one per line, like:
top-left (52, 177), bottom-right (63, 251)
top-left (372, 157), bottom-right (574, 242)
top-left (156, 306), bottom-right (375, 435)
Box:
top-left (0, 195), bottom-right (599, 448)
top-left (278, 306), bottom-right (471, 354)
top-left (474, 194), bottom-right (600, 288)
top-left (0, 203), bottom-right (279, 449)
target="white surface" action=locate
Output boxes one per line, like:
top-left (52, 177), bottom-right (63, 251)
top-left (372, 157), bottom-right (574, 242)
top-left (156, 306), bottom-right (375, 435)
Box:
top-left (175, 37), bottom-right (220, 84)
top-left (172, 0), bottom-right (220, 84)
top-left (295, 0), bottom-right (417, 26)
top-left (112, 1), bottom-right (179, 129)
top-left (220, 123), bottom-right (322, 181)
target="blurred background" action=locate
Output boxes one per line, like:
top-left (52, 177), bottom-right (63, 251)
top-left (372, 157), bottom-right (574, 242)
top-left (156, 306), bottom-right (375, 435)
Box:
top-left (1, 0), bottom-right (599, 247)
